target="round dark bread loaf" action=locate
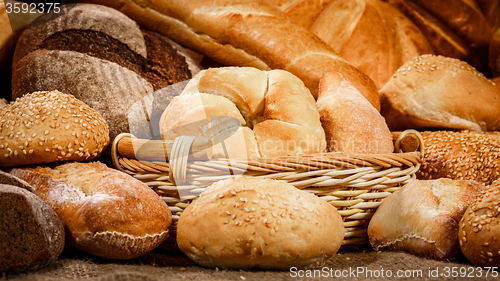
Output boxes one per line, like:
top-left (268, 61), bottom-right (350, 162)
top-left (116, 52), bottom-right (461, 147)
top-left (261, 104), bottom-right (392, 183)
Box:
top-left (0, 171), bottom-right (65, 273)
top-left (11, 3), bottom-right (202, 147)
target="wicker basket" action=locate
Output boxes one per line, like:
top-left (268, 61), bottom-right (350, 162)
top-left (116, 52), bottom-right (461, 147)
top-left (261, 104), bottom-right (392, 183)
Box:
top-left (111, 130), bottom-right (423, 248)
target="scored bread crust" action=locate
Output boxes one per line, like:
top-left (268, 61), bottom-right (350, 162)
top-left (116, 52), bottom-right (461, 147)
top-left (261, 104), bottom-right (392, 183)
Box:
top-left (78, 0), bottom-right (380, 110)
top-left (10, 162), bottom-right (172, 260)
top-left (159, 67), bottom-right (326, 159)
top-left (177, 176), bottom-right (344, 270)
top-left (368, 178), bottom-right (485, 260)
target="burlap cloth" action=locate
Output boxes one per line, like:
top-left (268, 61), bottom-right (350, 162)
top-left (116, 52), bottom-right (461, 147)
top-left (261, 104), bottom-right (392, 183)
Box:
top-left (4, 245), bottom-right (498, 281)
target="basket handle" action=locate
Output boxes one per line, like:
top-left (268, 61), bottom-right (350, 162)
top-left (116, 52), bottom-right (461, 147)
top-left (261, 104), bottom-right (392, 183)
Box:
top-left (393, 130), bottom-right (424, 154)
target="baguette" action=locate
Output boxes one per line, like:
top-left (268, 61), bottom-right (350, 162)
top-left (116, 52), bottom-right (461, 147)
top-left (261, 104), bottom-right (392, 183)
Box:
top-left (79, 0), bottom-right (380, 110)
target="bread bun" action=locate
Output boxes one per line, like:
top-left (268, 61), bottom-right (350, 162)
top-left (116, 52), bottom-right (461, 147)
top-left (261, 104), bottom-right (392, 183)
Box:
top-left (11, 3), bottom-right (201, 144)
top-left (0, 90), bottom-right (109, 167)
top-left (380, 55), bottom-right (500, 132)
top-left (177, 176), bottom-right (344, 269)
top-left (317, 71), bottom-right (393, 153)
top-left (9, 162), bottom-right (172, 260)
top-left (310, 0), bottom-right (433, 90)
top-left (368, 178), bottom-right (485, 260)
top-left (0, 173), bottom-right (64, 273)
top-left (416, 130), bottom-right (500, 186)
top-left (160, 67), bottom-right (326, 159)
top-left (78, 0), bottom-right (381, 110)
top-left (459, 180), bottom-right (500, 267)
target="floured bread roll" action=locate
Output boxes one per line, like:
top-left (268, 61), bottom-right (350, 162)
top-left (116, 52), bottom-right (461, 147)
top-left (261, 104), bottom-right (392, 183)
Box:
top-left (160, 67), bottom-right (326, 159)
top-left (380, 54), bottom-right (500, 132)
top-left (317, 71), bottom-right (393, 153)
top-left (368, 178), bottom-right (485, 260)
top-left (177, 176), bottom-right (344, 269)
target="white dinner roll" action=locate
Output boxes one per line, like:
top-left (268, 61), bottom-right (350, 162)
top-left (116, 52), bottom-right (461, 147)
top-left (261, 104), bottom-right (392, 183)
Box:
top-left (176, 176), bottom-right (344, 270)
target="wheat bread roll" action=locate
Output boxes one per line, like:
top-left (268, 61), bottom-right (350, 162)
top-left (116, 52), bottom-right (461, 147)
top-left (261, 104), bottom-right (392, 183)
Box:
top-left (459, 179), bottom-right (500, 267)
top-left (177, 176), bottom-right (344, 270)
top-left (311, 0), bottom-right (433, 90)
top-left (416, 130), bottom-right (500, 186)
top-left (10, 162), bottom-right (172, 260)
top-left (0, 170), bottom-right (65, 273)
top-left (78, 0), bottom-right (380, 110)
top-left (0, 90), bottom-right (109, 167)
top-left (380, 55), bottom-right (500, 132)
top-left (317, 71), bottom-right (393, 154)
top-left (160, 67), bottom-right (326, 159)
top-left (368, 178), bottom-right (485, 260)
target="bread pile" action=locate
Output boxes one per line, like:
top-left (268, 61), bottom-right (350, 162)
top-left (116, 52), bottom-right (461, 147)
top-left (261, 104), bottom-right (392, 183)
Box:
top-left (11, 3), bottom-right (201, 142)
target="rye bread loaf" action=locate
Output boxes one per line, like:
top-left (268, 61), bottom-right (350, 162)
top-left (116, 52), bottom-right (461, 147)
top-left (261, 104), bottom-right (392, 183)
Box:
top-left (0, 172), bottom-right (65, 273)
top-left (11, 3), bottom-right (201, 144)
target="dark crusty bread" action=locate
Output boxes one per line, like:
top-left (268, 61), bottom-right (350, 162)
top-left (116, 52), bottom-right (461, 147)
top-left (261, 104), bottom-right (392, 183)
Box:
top-left (12, 3), bottom-right (201, 146)
top-left (10, 162), bottom-right (172, 260)
top-left (0, 183), bottom-right (65, 273)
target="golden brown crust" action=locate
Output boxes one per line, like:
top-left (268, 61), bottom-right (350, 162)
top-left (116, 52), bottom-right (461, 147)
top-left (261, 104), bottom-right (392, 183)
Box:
top-left (368, 178), bottom-right (485, 260)
top-left (380, 55), bottom-right (500, 132)
top-left (10, 162), bottom-right (172, 260)
top-left (416, 130), bottom-right (500, 186)
top-left (311, 0), bottom-right (433, 90)
top-left (177, 176), bottom-right (344, 269)
top-left (160, 67), bottom-right (326, 159)
top-left (459, 180), bottom-right (500, 267)
top-left (317, 71), bottom-right (393, 154)
top-left (78, 0), bottom-right (381, 110)
top-left (0, 91), bottom-right (109, 167)
top-left (269, 0), bottom-right (335, 30)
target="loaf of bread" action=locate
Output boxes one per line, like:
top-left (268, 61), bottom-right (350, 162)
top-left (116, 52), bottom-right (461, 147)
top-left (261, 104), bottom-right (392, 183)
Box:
top-left (10, 162), bottom-right (172, 260)
top-left (368, 178), bottom-right (485, 260)
top-left (386, 0), bottom-right (498, 74)
top-left (459, 179), bottom-right (500, 267)
top-left (78, 0), bottom-right (381, 110)
top-left (310, 0), bottom-right (434, 89)
top-left (160, 67), bottom-right (326, 159)
top-left (11, 3), bottom-right (201, 143)
top-left (177, 176), bottom-right (344, 269)
top-left (0, 90), bottom-right (109, 167)
top-left (416, 130), bottom-right (500, 186)
top-left (316, 71), bottom-right (393, 154)
top-left (380, 55), bottom-right (500, 132)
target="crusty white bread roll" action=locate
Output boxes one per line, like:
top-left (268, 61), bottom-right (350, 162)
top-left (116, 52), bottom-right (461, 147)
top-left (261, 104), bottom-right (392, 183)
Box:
top-left (78, 0), bottom-right (381, 110)
top-left (9, 162), bottom-right (172, 260)
top-left (310, 0), bottom-right (434, 90)
top-left (459, 179), bottom-right (500, 267)
top-left (368, 178), bottom-right (485, 260)
top-left (0, 91), bottom-right (109, 167)
top-left (380, 55), bottom-right (500, 132)
top-left (416, 130), bottom-right (500, 186)
top-left (177, 176), bottom-right (344, 269)
top-left (160, 67), bottom-right (326, 159)
top-left (317, 71), bottom-right (393, 154)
